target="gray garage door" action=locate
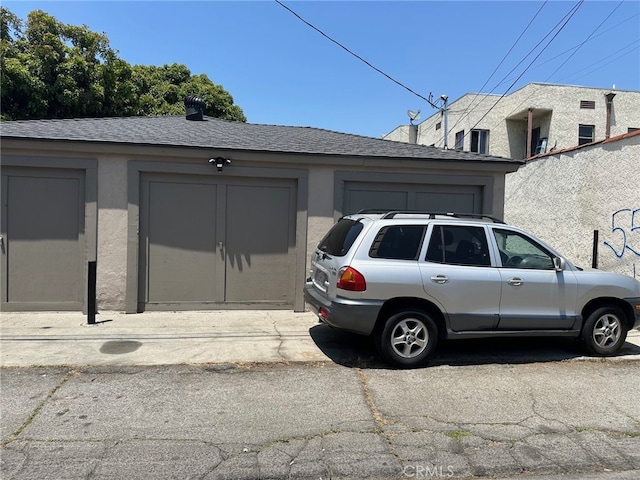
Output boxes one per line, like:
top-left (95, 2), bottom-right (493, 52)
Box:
top-left (343, 182), bottom-right (483, 215)
top-left (138, 174), bottom-right (297, 310)
top-left (1, 168), bottom-right (85, 311)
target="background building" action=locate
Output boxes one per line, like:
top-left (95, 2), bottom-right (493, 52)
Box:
top-left (384, 83), bottom-right (640, 160)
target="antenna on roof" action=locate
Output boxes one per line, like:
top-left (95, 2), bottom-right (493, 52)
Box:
top-left (407, 109), bottom-right (421, 124)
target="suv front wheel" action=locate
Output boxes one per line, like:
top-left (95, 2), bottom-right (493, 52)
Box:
top-left (581, 305), bottom-right (628, 356)
top-left (377, 309), bottom-right (438, 368)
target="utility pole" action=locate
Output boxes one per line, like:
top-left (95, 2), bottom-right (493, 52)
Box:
top-left (441, 95), bottom-right (449, 149)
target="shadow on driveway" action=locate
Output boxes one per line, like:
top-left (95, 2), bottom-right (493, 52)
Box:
top-left (308, 324), bottom-right (640, 369)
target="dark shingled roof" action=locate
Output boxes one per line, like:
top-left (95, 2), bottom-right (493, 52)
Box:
top-left (0, 115), bottom-right (518, 163)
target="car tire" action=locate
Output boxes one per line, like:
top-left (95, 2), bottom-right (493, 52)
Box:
top-left (581, 305), bottom-right (628, 356)
top-left (377, 309), bottom-right (438, 368)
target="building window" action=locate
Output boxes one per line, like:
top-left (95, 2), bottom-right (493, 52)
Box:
top-left (470, 129), bottom-right (489, 154)
top-left (578, 124), bottom-right (595, 145)
top-left (455, 130), bottom-right (464, 150)
top-left (435, 122), bottom-right (441, 130)
top-left (580, 100), bottom-right (596, 109)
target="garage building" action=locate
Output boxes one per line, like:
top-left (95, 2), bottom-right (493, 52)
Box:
top-left (1, 113), bottom-right (521, 313)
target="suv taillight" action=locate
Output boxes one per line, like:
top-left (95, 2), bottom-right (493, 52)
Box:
top-left (337, 267), bottom-right (366, 291)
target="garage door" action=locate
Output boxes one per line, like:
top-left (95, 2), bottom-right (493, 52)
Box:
top-left (343, 182), bottom-right (483, 215)
top-left (1, 168), bottom-right (85, 311)
top-left (138, 174), bottom-right (297, 310)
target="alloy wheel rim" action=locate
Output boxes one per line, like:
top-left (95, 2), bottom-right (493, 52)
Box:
top-left (391, 319), bottom-right (428, 358)
top-left (592, 313), bottom-right (621, 348)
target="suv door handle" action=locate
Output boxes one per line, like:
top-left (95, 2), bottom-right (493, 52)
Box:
top-left (507, 277), bottom-right (523, 286)
top-left (430, 275), bottom-right (449, 284)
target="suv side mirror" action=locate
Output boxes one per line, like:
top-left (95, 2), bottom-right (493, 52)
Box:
top-left (553, 257), bottom-right (566, 272)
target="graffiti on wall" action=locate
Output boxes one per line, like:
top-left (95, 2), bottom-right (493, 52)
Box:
top-left (603, 208), bottom-right (639, 277)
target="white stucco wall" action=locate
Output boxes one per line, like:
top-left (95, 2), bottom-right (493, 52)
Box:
top-left (504, 132), bottom-right (640, 278)
top-left (417, 94), bottom-right (504, 152)
top-left (396, 84), bottom-right (640, 161)
top-left (383, 125), bottom-right (411, 143)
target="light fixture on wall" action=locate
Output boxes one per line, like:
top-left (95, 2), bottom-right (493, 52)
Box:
top-left (209, 157), bottom-right (231, 173)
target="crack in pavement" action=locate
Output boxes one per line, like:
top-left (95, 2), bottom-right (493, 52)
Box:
top-left (271, 317), bottom-right (289, 364)
top-left (4, 363), bottom-right (640, 479)
top-left (2, 369), bottom-right (78, 447)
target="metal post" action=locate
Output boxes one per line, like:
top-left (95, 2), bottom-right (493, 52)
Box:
top-left (592, 230), bottom-right (599, 269)
top-left (526, 108), bottom-right (533, 159)
top-left (87, 261), bottom-right (97, 324)
top-left (442, 95), bottom-right (448, 149)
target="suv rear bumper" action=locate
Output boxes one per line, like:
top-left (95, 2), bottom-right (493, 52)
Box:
top-left (304, 282), bottom-right (383, 336)
top-left (625, 297), bottom-right (640, 329)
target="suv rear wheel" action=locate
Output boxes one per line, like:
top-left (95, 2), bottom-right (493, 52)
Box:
top-left (377, 309), bottom-right (438, 368)
top-left (581, 305), bottom-right (628, 356)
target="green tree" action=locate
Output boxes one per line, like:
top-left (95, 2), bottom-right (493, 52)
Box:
top-left (0, 7), bottom-right (246, 121)
top-left (132, 64), bottom-right (246, 120)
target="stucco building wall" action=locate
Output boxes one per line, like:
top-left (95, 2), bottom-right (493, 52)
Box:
top-left (504, 131), bottom-right (640, 278)
top-left (96, 155), bottom-right (129, 310)
top-left (387, 83), bottom-right (640, 161)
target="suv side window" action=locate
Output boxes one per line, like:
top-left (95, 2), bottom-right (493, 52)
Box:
top-left (426, 225), bottom-right (491, 266)
top-left (369, 225), bottom-right (426, 260)
top-left (493, 229), bottom-right (554, 269)
top-left (317, 219), bottom-right (363, 257)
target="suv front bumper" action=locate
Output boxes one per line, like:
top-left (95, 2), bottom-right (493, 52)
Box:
top-left (304, 282), bottom-right (383, 336)
top-left (625, 297), bottom-right (640, 330)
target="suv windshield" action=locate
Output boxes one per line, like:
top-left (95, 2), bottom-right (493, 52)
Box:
top-left (317, 219), bottom-right (363, 257)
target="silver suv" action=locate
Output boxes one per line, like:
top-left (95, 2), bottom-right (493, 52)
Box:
top-left (304, 211), bottom-right (640, 367)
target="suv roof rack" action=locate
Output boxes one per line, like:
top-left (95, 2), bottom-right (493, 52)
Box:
top-left (355, 209), bottom-right (393, 215)
top-left (380, 210), bottom-right (505, 224)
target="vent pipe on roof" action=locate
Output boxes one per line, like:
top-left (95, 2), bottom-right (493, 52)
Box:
top-left (409, 124), bottom-right (418, 144)
top-left (185, 96), bottom-right (206, 121)
top-left (605, 92), bottom-right (616, 139)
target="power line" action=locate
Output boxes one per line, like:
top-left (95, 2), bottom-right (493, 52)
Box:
top-left (275, 0), bottom-right (631, 148)
top-left (451, 0), bottom-right (584, 142)
top-left (559, 40), bottom-right (639, 85)
top-left (471, 10), bottom-right (639, 100)
top-left (465, 0), bottom-right (585, 137)
top-left (522, 12), bottom-right (639, 76)
top-left (484, 1), bottom-right (635, 137)
top-left (448, 1), bottom-right (549, 137)
top-left (481, 40), bottom-right (639, 141)
top-left (544, 0), bottom-right (624, 82)
top-left (274, 0), bottom-right (440, 109)
top-left (443, 1), bottom-right (583, 147)
top-left (480, 3), bottom-right (634, 99)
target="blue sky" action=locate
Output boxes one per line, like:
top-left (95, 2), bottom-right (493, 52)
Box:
top-left (4, 1), bottom-right (639, 137)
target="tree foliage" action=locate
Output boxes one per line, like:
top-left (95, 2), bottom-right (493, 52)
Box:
top-left (0, 7), bottom-right (246, 121)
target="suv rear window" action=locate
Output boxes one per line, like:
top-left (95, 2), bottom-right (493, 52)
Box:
top-left (369, 225), bottom-right (426, 260)
top-left (317, 219), bottom-right (364, 257)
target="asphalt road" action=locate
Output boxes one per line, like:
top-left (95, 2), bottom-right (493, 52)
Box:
top-left (2, 359), bottom-right (640, 480)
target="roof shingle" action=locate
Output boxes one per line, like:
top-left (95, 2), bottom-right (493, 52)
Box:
top-left (0, 115), bottom-right (518, 163)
